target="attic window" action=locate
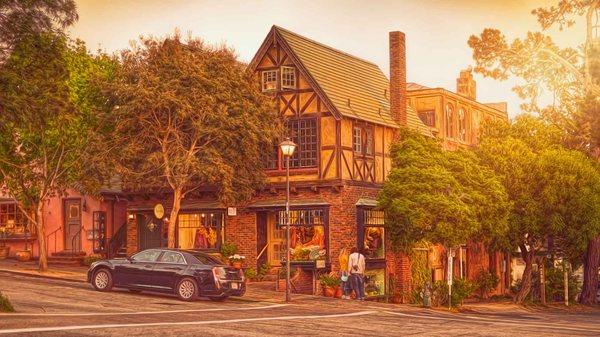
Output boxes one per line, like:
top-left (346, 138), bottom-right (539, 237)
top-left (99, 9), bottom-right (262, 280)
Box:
top-left (262, 70), bottom-right (278, 92)
top-left (281, 66), bottom-right (296, 89)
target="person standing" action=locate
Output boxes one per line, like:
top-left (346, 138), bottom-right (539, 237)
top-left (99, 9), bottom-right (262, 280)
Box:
top-left (338, 248), bottom-right (350, 299)
top-left (348, 247), bottom-right (366, 300)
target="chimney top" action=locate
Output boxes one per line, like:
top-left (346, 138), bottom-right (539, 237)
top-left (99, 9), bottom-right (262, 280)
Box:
top-left (457, 68), bottom-right (476, 100)
top-left (389, 31), bottom-right (407, 126)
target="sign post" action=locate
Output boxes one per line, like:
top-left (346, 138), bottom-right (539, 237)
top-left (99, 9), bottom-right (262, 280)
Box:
top-left (563, 260), bottom-right (569, 306)
top-left (447, 248), bottom-right (454, 309)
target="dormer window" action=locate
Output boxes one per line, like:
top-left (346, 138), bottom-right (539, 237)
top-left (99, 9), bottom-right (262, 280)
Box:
top-left (262, 70), bottom-right (278, 92)
top-left (281, 66), bottom-right (296, 89)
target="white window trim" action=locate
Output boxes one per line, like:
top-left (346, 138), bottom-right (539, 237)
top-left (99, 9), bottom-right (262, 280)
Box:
top-left (262, 70), bottom-right (278, 92)
top-left (280, 66), bottom-right (296, 90)
top-left (353, 127), bottom-right (363, 153)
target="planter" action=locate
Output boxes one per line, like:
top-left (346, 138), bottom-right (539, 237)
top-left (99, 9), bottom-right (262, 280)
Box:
top-left (231, 261), bottom-right (242, 269)
top-left (15, 250), bottom-right (31, 262)
top-left (334, 285), bottom-right (343, 298)
top-left (0, 246), bottom-right (9, 259)
top-left (323, 286), bottom-right (335, 297)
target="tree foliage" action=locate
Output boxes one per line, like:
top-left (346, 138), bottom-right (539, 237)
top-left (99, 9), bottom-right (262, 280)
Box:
top-left (378, 129), bottom-right (509, 252)
top-left (109, 33), bottom-right (280, 248)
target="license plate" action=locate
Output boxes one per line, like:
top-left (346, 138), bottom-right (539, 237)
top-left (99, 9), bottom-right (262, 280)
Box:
top-left (231, 282), bottom-right (239, 290)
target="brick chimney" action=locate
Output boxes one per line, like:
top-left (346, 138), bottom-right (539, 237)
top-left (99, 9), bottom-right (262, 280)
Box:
top-left (457, 68), bottom-right (476, 100)
top-left (389, 31), bottom-right (407, 126)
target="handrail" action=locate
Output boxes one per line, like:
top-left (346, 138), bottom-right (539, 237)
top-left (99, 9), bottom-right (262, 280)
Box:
top-left (108, 223), bottom-right (127, 258)
top-left (256, 244), bottom-right (269, 261)
top-left (70, 225), bottom-right (85, 254)
top-left (45, 227), bottom-right (62, 255)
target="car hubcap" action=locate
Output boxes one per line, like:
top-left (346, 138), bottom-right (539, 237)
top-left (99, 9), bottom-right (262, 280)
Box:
top-left (179, 280), bottom-right (195, 299)
top-left (95, 271), bottom-right (109, 289)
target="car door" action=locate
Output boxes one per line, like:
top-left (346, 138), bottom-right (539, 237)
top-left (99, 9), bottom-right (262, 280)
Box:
top-left (114, 249), bottom-right (162, 288)
top-left (152, 251), bottom-right (188, 290)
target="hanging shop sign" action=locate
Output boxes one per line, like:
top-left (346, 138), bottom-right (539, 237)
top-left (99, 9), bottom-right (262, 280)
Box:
top-left (227, 207), bottom-right (237, 216)
top-left (153, 203), bottom-right (165, 219)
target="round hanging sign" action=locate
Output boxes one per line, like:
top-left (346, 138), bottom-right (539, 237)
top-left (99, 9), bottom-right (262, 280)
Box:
top-left (153, 203), bottom-right (165, 219)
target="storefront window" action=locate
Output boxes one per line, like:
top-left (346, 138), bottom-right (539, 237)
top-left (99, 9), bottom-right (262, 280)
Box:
top-left (177, 212), bottom-right (222, 250)
top-left (364, 269), bottom-right (385, 297)
top-left (0, 203), bottom-right (31, 237)
top-left (278, 209), bottom-right (327, 261)
top-left (363, 210), bottom-right (385, 259)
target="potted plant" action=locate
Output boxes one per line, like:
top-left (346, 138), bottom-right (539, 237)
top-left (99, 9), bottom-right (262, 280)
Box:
top-left (15, 232), bottom-right (31, 262)
top-left (0, 228), bottom-right (9, 259)
top-left (228, 254), bottom-right (245, 269)
top-left (319, 274), bottom-right (339, 297)
top-left (220, 241), bottom-right (238, 264)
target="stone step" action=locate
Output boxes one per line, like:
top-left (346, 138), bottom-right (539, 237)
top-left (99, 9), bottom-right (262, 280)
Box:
top-left (47, 255), bottom-right (84, 265)
top-left (52, 251), bottom-right (86, 257)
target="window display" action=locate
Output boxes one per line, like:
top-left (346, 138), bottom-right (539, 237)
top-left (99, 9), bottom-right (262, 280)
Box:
top-left (364, 268), bottom-right (385, 297)
top-left (278, 209), bottom-right (327, 261)
top-left (362, 210), bottom-right (385, 259)
top-left (0, 203), bottom-right (31, 237)
top-left (177, 213), bottom-right (222, 250)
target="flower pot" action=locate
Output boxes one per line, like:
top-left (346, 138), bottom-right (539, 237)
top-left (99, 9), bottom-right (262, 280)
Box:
top-left (0, 246), bottom-right (9, 259)
top-left (232, 261), bottom-right (242, 269)
top-left (15, 250), bottom-right (31, 262)
top-left (334, 285), bottom-right (343, 298)
top-left (323, 286), bottom-right (335, 297)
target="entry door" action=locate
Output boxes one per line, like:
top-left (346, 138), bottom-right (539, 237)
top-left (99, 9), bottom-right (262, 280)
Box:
top-left (64, 199), bottom-right (82, 252)
top-left (137, 214), bottom-right (163, 251)
top-left (267, 213), bottom-right (285, 267)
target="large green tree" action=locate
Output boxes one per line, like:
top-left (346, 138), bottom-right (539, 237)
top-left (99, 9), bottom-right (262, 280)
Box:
top-left (469, 0), bottom-right (600, 304)
top-left (0, 33), bottom-right (115, 271)
top-left (0, 0), bottom-right (78, 62)
top-left (109, 33), bottom-right (280, 248)
top-left (378, 129), bottom-right (509, 253)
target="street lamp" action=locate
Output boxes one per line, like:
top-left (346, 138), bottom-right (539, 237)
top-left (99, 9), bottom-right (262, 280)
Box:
top-left (279, 137), bottom-right (296, 303)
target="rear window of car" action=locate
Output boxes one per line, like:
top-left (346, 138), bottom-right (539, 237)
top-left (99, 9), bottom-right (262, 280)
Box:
top-left (189, 253), bottom-right (222, 265)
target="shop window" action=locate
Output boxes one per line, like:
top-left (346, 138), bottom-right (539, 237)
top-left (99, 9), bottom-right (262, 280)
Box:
top-left (362, 209), bottom-right (385, 259)
top-left (364, 269), bottom-right (386, 297)
top-left (284, 118), bottom-right (318, 168)
top-left (0, 202), bottom-right (31, 237)
top-left (277, 209), bottom-right (327, 262)
top-left (262, 70), bottom-right (278, 92)
top-left (418, 110), bottom-right (436, 127)
top-left (177, 212), bottom-right (222, 250)
top-left (281, 66), bottom-right (296, 89)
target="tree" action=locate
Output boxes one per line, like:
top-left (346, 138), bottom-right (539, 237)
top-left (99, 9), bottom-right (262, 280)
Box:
top-left (109, 33), bottom-right (280, 248)
top-left (469, 0), bottom-right (600, 304)
top-left (378, 129), bottom-right (509, 253)
top-left (0, 0), bottom-right (78, 62)
top-left (0, 33), bottom-right (115, 271)
top-left (477, 115), bottom-right (600, 303)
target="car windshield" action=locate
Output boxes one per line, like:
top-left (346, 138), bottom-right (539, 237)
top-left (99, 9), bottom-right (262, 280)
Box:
top-left (188, 252), bottom-right (222, 265)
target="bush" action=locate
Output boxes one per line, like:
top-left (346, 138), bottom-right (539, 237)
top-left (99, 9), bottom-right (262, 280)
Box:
top-left (430, 279), bottom-right (478, 307)
top-left (0, 291), bottom-right (14, 312)
top-left (81, 254), bottom-right (103, 266)
top-left (220, 242), bottom-right (238, 262)
top-left (545, 265), bottom-right (580, 303)
top-left (244, 268), bottom-right (257, 280)
top-left (257, 263), bottom-right (271, 281)
top-left (476, 270), bottom-right (499, 298)
top-left (319, 274), bottom-right (340, 287)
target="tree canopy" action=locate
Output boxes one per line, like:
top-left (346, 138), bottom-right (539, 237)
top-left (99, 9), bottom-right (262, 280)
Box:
top-left (109, 33), bottom-right (280, 247)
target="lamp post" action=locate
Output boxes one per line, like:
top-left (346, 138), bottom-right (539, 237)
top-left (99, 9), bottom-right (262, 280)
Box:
top-left (279, 137), bottom-right (297, 303)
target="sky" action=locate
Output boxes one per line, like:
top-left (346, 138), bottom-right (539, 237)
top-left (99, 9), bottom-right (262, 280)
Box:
top-left (70, 0), bottom-right (584, 118)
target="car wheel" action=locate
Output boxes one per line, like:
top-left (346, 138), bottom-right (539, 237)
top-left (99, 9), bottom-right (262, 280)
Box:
top-left (209, 295), bottom-right (229, 302)
top-left (92, 268), bottom-right (113, 292)
top-left (176, 278), bottom-right (198, 301)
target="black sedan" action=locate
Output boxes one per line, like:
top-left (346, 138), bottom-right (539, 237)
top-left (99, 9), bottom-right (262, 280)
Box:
top-left (87, 248), bottom-right (245, 301)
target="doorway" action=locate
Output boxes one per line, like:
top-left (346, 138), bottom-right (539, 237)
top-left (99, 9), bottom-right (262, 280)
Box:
top-left (64, 199), bottom-right (82, 252)
top-left (137, 214), bottom-right (163, 251)
top-left (267, 212), bottom-right (285, 267)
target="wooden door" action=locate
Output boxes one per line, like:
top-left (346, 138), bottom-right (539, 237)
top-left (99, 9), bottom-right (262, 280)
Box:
top-left (137, 214), bottom-right (162, 251)
top-left (267, 212), bottom-right (285, 267)
top-left (256, 212), bottom-right (268, 268)
top-left (64, 199), bottom-right (82, 252)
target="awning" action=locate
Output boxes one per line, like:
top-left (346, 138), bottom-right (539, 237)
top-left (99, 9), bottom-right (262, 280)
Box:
top-left (246, 198), bottom-right (330, 209)
top-left (355, 198), bottom-right (378, 207)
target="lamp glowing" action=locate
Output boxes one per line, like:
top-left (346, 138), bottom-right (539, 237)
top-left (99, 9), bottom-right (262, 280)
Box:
top-left (279, 138), bottom-right (297, 157)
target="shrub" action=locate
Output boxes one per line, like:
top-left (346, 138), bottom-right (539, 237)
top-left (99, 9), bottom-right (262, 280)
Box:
top-left (244, 268), bottom-right (257, 280)
top-left (476, 270), bottom-right (499, 298)
top-left (257, 263), bottom-right (271, 281)
top-left (431, 278), bottom-right (478, 307)
top-left (81, 254), bottom-right (103, 266)
top-left (319, 274), bottom-right (340, 287)
top-left (220, 242), bottom-right (238, 262)
top-left (545, 265), bottom-right (580, 303)
top-left (0, 291), bottom-right (14, 313)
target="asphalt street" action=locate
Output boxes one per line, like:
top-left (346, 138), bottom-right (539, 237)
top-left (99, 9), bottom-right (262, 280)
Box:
top-left (1, 272), bottom-right (599, 336)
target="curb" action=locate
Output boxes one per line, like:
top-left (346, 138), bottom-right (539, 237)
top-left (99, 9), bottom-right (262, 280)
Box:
top-left (0, 268), bottom-right (87, 284)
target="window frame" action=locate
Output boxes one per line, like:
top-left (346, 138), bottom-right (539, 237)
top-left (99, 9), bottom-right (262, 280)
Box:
top-left (276, 207), bottom-right (329, 263)
top-left (282, 117), bottom-right (318, 169)
top-left (445, 103), bottom-right (455, 138)
top-left (417, 110), bottom-right (436, 127)
top-left (458, 108), bottom-right (467, 142)
top-left (353, 125), bottom-right (374, 157)
top-left (280, 66), bottom-right (296, 90)
top-left (261, 70), bottom-right (278, 92)
top-left (353, 127), bottom-right (363, 154)
top-left (175, 211), bottom-right (224, 252)
top-left (0, 202), bottom-right (33, 238)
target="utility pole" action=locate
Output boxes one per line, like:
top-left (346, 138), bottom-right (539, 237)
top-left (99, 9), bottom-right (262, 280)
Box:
top-left (564, 260), bottom-right (569, 306)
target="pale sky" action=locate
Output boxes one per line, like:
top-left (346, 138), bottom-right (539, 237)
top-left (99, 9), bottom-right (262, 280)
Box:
top-left (70, 0), bottom-right (584, 118)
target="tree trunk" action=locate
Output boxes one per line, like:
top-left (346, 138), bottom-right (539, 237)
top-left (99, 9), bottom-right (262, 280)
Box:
top-left (514, 246), bottom-right (534, 303)
top-left (580, 235), bottom-right (600, 305)
top-left (35, 202), bottom-right (48, 272)
top-left (167, 188), bottom-right (183, 248)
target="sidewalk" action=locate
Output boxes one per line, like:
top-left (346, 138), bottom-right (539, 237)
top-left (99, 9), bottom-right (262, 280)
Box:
top-left (0, 258), bottom-right (88, 283)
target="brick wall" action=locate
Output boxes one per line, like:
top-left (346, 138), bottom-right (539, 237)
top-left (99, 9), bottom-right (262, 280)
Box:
top-left (125, 215), bottom-right (137, 255)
